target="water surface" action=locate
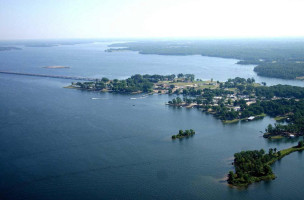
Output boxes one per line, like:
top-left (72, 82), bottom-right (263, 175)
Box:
top-left (0, 42), bottom-right (303, 200)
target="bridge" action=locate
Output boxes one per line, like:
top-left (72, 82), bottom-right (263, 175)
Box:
top-left (0, 71), bottom-right (98, 81)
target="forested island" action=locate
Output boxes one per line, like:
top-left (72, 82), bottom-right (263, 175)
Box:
top-left (228, 141), bottom-right (304, 187)
top-left (106, 39), bottom-right (304, 80)
top-left (172, 129), bottom-right (195, 139)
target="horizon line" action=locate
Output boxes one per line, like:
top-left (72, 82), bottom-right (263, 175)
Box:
top-left (2, 36), bottom-right (304, 42)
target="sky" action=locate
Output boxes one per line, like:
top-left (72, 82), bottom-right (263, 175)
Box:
top-left (1, 0), bottom-right (304, 40)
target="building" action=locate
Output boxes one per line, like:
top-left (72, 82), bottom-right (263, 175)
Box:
top-left (248, 116), bottom-right (255, 120)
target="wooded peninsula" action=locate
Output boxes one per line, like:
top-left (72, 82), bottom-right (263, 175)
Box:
top-left (228, 141), bottom-right (304, 187)
top-left (69, 73), bottom-right (304, 140)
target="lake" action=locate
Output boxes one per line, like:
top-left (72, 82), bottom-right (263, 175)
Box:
top-left (0, 42), bottom-right (303, 200)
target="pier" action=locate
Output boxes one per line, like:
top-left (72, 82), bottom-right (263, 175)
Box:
top-left (0, 71), bottom-right (98, 81)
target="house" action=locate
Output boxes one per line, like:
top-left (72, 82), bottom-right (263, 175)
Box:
top-left (248, 116), bottom-right (255, 120)
top-left (233, 106), bottom-right (241, 111)
top-left (246, 101), bottom-right (256, 106)
top-left (228, 94), bottom-right (236, 99)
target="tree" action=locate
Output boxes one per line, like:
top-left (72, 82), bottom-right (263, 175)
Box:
top-left (237, 84), bottom-right (245, 92)
top-left (184, 130), bottom-right (190, 136)
top-left (228, 171), bottom-right (235, 183)
top-left (176, 97), bottom-right (182, 104)
top-left (101, 77), bottom-right (109, 83)
top-left (298, 141), bottom-right (304, 147)
top-left (266, 124), bottom-right (273, 133)
top-left (263, 165), bottom-right (272, 175)
top-left (277, 151), bottom-right (281, 157)
top-left (177, 73), bottom-right (184, 78)
top-left (172, 99), bottom-right (177, 105)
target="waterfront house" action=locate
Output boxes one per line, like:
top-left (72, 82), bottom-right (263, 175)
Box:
top-left (248, 116), bottom-right (255, 120)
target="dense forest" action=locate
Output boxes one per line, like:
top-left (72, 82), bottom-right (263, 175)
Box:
top-left (254, 62), bottom-right (304, 79)
top-left (108, 39), bottom-right (304, 80)
top-left (228, 142), bottom-right (304, 186)
top-left (255, 84), bottom-right (304, 98)
top-left (228, 149), bottom-right (276, 186)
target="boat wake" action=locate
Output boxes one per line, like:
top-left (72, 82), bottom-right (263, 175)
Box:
top-left (130, 95), bottom-right (148, 100)
top-left (91, 98), bottom-right (108, 100)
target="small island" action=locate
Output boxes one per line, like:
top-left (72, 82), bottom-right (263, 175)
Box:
top-left (43, 66), bottom-right (70, 69)
top-left (172, 129), bottom-right (195, 139)
top-left (0, 47), bottom-right (21, 51)
top-left (228, 141), bottom-right (304, 187)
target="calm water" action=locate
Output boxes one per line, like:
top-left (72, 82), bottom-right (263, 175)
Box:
top-left (1, 42), bottom-right (304, 86)
top-left (0, 42), bottom-right (304, 200)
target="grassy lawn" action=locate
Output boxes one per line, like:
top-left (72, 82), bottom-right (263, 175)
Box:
top-left (223, 119), bottom-right (239, 124)
top-left (269, 135), bottom-right (284, 139)
top-left (274, 116), bottom-right (287, 121)
top-left (223, 113), bottom-right (265, 124)
top-left (159, 80), bottom-right (219, 89)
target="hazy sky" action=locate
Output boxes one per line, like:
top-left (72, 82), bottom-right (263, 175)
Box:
top-left (1, 0), bottom-right (304, 40)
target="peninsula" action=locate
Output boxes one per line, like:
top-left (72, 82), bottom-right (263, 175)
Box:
top-left (69, 74), bottom-right (304, 139)
top-left (228, 141), bottom-right (304, 187)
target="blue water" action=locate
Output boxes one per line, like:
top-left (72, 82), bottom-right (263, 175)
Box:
top-left (0, 42), bottom-right (304, 200)
top-left (1, 42), bottom-right (303, 86)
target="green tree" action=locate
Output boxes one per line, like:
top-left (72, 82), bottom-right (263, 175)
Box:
top-left (298, 141), bottom-right (304, 147)
top-left (101, 77), bottom-right (109, 83)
